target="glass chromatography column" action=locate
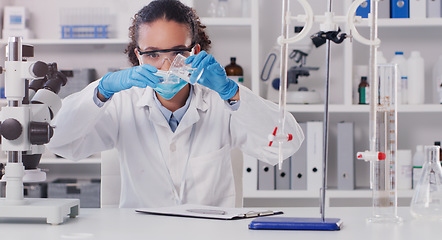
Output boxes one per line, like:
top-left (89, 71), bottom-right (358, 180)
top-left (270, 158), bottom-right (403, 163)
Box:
top-left (369, 63), bottom-right (402, 223)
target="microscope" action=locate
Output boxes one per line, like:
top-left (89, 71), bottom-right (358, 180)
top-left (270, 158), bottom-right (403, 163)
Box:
top-left (0, 37), bottom-right (79, 225)
top-left (261, 45), bottom-right (321, 104)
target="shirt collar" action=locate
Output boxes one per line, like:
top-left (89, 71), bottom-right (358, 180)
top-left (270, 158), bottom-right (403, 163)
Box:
top-left (136, 84), bottom-right (209, 112)
top-left (153, 86), bottom-right (193, 123)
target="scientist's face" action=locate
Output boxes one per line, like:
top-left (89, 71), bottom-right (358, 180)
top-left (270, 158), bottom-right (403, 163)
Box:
top-left (135, 19), bottom-right (199, 71)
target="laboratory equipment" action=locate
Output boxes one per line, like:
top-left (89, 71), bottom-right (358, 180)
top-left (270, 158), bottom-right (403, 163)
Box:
top-left (410, 146), bottom-right (442, 220)
top-left (207, 0), bottom-right (218, 17)
top-left (217, 0), bottom-right (230, 17)
top-left (358, 76), bottom-right (369, 104)
top-left (412, 145), bottom-right (425, 188)
top-left (397, 149), bottom-right (412, 190)
top-left (2, 6), bottom-right (33, 39)
top-left (165, 54), bottom-right (204, 85)
top-left (207, 0), bottom-right (229, 17)
top-left (0, 37), bottom-right (79, 225)
top-left (357, 63), bottom-right (402, 223)
top-left (59, 8), bottom-right (111, 39)
top-left (225, 57), bottom-right (244, 84)
top-left (261, 43), bottom-right (321, 103)
top-left (407, 51), bottom-right (425, 104)
top-left (254, 0), bottom-right (381, 231)
top-left (390, 51), bottom-right (407, 104)
top-left (432, 55), bottom-right (442, 104)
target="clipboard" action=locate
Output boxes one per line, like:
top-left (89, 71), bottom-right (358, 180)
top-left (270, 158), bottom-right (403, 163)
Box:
top-left (136, 204), bottom-right (283, 220)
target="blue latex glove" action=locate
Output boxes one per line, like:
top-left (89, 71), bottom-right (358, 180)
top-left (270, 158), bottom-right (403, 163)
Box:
top-left (98, 64), bottom-right (159, 99)
top-left (186, 51), bottom-right (238, 100)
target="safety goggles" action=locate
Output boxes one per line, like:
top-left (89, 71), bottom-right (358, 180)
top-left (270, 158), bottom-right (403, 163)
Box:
top-left (137, 45), bottom-right (194, 68)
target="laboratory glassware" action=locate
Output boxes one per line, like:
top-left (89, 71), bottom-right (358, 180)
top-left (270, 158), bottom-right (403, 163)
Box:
top-left (413, 145), bottom-right (425, 188)
top-left (410, 145), bottom-right (442, 220)
top-left (165, 54), bottom-right (204, 85)
top-left (225, 57), bottom-right (244, 84)
top-left (369, 63), bottom-right (402, 223)
top-left (358, 76), bottom-right (369, 104)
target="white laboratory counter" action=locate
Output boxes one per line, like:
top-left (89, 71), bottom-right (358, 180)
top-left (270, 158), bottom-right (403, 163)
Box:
top-left (0, 207), bottom-right (439, 240)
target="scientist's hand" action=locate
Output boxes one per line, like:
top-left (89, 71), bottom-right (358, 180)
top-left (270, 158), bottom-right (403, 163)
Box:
top-left (186, 51), bottom-right (238, 100)
top-left (97, 64), bottom-right (159, 99)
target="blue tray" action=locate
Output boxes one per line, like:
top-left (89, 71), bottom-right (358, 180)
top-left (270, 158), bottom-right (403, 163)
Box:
top-left (249, 217), bottom-right (342, 231)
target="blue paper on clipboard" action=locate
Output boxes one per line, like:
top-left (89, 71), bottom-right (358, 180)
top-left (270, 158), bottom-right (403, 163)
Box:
top-left (249, 217), bottom-right (342, 231)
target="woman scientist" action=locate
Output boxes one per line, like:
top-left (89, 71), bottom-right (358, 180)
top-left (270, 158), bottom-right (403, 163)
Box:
top-left (47, 0), bottom-right (304, 208)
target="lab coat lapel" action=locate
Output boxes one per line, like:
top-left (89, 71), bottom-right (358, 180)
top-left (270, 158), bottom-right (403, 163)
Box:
top-left (174, 85), bottom-right (209, 135)
top-left (136, 87), bottom-right (170, 130)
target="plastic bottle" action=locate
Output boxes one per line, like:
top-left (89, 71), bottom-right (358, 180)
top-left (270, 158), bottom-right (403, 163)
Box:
top-left (440, 82), bottom-right (442, 104)
top-left (407, 51), bottom-right (425, 104)
top-left (216, 0), bottom-right (229, 17)
top-left (377, 50), bottom-right (387, 64)
top-left (433, 55), bottom-right (442, 104)
top-left (435, 141), bottom-right (442, 165)
top-left (397, 149), bottom-right (412, 190)
top-left (225, 57), bottom-right (243, 84)
top-left (207, 0), bottom-right (218, 17)
top-left (412, 145), bottom-right (425, 189)
top-left (358, 76), bottom-right (369, 104)
top-left (390, 51), bottom-right (408, 104)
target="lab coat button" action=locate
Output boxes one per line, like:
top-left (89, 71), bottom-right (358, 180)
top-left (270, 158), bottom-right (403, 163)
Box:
top-left (170, 144), bottom-right (176, 152)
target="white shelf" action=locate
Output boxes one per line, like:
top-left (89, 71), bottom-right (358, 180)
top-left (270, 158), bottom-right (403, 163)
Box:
top-left (0, 18), bottom-right (253, 46)
top-left (244, 189), bottom-right (415, 199)
top-left (0, 38), bottom-right (129, 46)
top-left (39, 157), bottom-right (101, 164)
top-left (285, 104), bottom-right (442, 113)
top-left (356, 18), bottom-right (442, 27)
top-left (3, 98), bottom-right (441, 113)
top-left (200, 17), bottom-right (252, 26)
top-left (0, 157), bottom-right (101, 165)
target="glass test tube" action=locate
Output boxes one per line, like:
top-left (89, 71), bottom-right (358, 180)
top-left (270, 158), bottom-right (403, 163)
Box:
top-left (369, 63), bottom-right (401, 223)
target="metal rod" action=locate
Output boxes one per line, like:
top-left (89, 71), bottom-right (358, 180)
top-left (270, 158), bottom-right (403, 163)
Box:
top-left (5, 37), bottom-right (23, 164)
top-left (7, 37), bottom-right (22, 62)
top-left (321, 39), bottom-right (331, 222)
top-left (319, 0), bottom-right (333, 223)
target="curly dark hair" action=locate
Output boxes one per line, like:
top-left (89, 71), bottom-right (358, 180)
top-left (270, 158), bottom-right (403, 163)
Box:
top-left (125, 0), bottom-right (211, 66)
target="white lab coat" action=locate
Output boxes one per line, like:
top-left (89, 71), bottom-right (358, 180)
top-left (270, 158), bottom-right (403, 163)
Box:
top-left (47, 81), bottom-right (304, 208)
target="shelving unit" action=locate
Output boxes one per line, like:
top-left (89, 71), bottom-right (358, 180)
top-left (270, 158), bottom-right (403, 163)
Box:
top-left (242, 0), bottom-right (442, 207)
top-left (286, 104), bottom-right (442, 113)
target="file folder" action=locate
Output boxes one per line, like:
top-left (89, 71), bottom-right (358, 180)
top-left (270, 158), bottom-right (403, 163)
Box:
top-left (257, 160), bottom-right (275, 190)
top-left (275, 158), bottom-right (291, 190)
top-left (337, 122), bottom-right (355, 190)
top-left (391, 0), bottom-right (410, 18)
top-left (410, 0), bottom-right (427, 18)
top-left (379, 0), bottom-right (391, 18)
top-left (356, 0), bottom-right (370, 18)
top-left (291, 123), bottom-right (307, 190)
top-left (306, 121), bottom-right (323, 191)
top-left (427, 0), bottom-right (441, 18)
top-left (242, 154), bottom-right (258, 195)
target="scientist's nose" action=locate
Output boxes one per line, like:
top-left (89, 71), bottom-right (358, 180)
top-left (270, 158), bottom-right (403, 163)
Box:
top-left (159, 57), bottom-right (172, 71)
